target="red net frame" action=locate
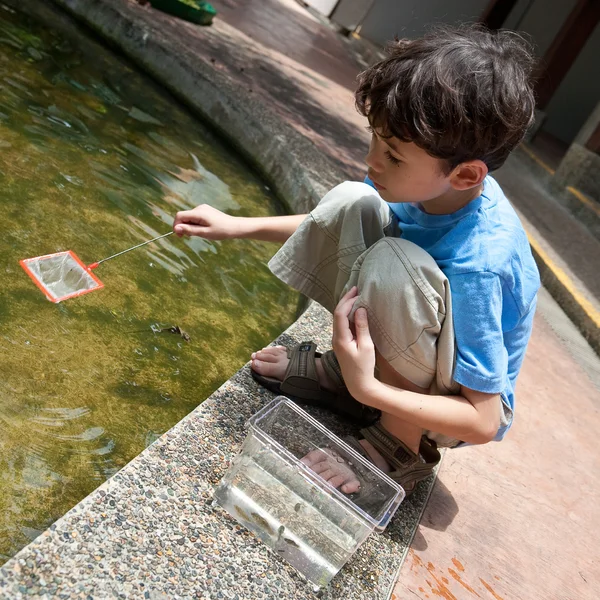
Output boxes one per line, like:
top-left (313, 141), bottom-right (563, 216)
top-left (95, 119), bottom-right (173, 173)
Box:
top-left (20, 250), bottom-right (104, 303)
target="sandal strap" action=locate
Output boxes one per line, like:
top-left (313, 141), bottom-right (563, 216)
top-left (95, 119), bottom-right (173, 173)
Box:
top-left (320, 350), bottom-right (381, 424)
top-left (280, 341), bottom-right (322, 401)
top-left (279, 342), bottom-right (379, 425)
top-left (359, 423), bottom-right (440, 491)
top-left (320, 350), bottom-right (345, 390)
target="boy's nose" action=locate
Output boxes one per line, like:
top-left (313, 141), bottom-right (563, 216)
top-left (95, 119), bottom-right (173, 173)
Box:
top-left (365, 146), bottom-right (385, 173)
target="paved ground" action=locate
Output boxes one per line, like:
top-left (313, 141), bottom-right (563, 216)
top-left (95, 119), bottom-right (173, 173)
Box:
top-left (1, 0), bottom-right (599, 598)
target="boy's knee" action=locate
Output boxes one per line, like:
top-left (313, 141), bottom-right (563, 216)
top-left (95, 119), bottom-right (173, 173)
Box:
top-left (356, 238), bottom-right (447, 305)
top-left (318, 181), bottom-right (389, 222)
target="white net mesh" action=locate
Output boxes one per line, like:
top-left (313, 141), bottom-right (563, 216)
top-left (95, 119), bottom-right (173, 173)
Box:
top-left (21, 251), bottom-right (102, 302)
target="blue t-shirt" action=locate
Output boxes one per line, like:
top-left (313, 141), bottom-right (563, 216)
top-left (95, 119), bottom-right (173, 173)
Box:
top-left (365, 175), bottom-right (540, 440)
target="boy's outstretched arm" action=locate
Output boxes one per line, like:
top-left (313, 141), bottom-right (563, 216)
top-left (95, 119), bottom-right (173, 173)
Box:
top-left (173, 204), bottom-right (307, 243)
top-left (333, 288), bottom-right (501, 445)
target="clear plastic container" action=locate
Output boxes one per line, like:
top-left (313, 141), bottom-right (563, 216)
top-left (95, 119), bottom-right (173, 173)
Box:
top-left (213, 396), bottom-right (405, 588)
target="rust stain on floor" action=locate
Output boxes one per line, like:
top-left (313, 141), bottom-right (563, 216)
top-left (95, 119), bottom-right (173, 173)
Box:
top-left (399, 551), bottom-right (510, 599)
top-left (448, 568), bottom-right (481, 597)
top-left (480, 578), bottom-right (505, 600)
top-left (409, 555), bottom-right (459, 600)
top-left (452, 558), bottom-right (465, 572)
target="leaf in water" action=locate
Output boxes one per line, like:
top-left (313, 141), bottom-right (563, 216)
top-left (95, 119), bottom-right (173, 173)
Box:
top-left (144, 430), bottom-right (161, 448)
top-left (68, 78), bottom-right (87, 92)
top-left (26, 47), bottom-right (43, 61)
top-left (42, 406), bottom-right (91, 420)
top-left (128, 106), bottom-right (163, 126)
top-left (61, 173), bottom-right (84, 186)
top-left (92, 439), bottom-right (115, 455)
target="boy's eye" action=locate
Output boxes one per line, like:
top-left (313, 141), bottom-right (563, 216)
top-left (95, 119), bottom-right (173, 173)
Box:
top-left (385, 150), bottom-right (401, 165)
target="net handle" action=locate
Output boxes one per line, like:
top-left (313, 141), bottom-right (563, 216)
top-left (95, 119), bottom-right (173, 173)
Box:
top-left (88, 231), bottom-right (174, 270)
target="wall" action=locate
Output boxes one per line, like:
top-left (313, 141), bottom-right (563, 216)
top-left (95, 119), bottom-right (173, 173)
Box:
top-left (542, 23), bottom-right (600, 144)
top-left (503, 0), bottom-right (577, 56)
top-left (504, 0), bottom-right (598, 144)
top-left (356, 0), bottom-right (489, 44)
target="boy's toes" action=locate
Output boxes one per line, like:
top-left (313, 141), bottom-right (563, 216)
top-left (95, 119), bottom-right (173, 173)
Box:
top-left (251, 358), bottom-right (288, 381)
top-left (250, 346), bottom-right (289, 382)
top-left (322, 470), bottom-right (361, 493)
top-left (251, 346), bottom-right (287, 361)
top-left (340, 479), bottom-right (361, 494)
top-left (300, 448), bottom-right (362, 494)
top-left (252, 349), bottom-right (282, 362)
top-left (261, 346), bottom-right (287, 358)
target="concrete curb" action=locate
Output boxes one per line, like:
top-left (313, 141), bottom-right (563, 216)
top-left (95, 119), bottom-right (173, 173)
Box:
top-left (519, 143), bottom-right (600, 240)
top-left (0, 301), bottom-right (433, 600)
top-left (529, 245), bottom-right (600, 356)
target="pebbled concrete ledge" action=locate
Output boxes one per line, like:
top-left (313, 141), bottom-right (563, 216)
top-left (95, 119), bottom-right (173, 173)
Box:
top-left (0, 1), bottom-right (433, 598)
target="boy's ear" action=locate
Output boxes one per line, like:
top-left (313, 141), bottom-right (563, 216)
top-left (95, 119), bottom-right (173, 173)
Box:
top-left (450, 160), bottom-right (488, 190)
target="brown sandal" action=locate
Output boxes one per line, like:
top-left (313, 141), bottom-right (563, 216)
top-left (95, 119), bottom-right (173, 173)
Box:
top-left (250, 341), bottom-right (380, 425)
top-left (344, 422), bottom-right (441, 495)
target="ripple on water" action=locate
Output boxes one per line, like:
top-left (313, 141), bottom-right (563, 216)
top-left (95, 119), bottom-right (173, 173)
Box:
top-left (0, 6), bottom-right (298, 563)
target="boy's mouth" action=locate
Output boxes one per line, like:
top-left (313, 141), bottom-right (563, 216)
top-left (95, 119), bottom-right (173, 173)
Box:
top-left (371, 179), bottom-right (386, 191)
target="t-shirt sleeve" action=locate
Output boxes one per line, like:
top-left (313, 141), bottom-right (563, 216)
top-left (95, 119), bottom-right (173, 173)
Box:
top-left (449, 271), bottom-right (507, 394)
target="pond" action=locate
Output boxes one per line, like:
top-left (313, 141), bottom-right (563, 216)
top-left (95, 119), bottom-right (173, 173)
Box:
top-left (0, 4), bottom-right (299, 563)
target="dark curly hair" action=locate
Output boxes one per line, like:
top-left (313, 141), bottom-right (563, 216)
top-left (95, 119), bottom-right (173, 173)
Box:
top-left (355, 25), bottom-right (536, 172)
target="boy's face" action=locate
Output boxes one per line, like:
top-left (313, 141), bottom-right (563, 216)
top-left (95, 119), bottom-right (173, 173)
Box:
top-left (365, 125), bottom-right (453, 205)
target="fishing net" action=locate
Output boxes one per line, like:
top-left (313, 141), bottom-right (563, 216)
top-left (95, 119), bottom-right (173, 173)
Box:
top-left (20, 250), bottom-right (103, 303)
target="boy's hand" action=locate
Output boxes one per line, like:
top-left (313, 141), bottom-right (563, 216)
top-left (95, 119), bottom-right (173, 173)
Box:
top-left (332, 287), bottom-right (377, 399)
top-left (173, 204), bottom-right (241, 240)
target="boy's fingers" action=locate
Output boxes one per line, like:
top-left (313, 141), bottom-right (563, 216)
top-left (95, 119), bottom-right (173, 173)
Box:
top-left (354, 308), bottom-right (373, 350)
top-left (339, 286), bottom-right (358, 303)
top-left (333, 287), bottom-right (360, 345)
top-left (174, 208), bottom-right (209, 227)
top-left (173, 223), bottom-right (186, 236)
top-left (334, 287), bottom-right (358, 318)
top-left (173, 223), bottom-right (204, 237)
top-left (333, 310), bottom-right (353, 345)
top-left (173, 209), bottom-right (195, 226)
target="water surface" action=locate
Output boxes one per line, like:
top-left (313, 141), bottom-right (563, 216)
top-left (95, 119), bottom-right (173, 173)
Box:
top-left (0, 5), bottom-right (298, 562)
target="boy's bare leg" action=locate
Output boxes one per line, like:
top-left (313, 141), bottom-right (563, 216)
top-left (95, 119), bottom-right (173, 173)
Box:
top-left (374, 350), bottom-right (426, 455)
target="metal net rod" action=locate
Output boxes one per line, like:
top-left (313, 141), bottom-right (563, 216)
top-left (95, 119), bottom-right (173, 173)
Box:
top-left (93, 231), bottom-right (174, 266)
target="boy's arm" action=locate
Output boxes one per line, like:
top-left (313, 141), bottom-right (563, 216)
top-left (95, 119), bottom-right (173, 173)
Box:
top-left (356, 380), bottom-right (500, 445)
top-left (173, 204), bottom-right (307, 243)
top-left (333, 288), bottom-right (501, 445)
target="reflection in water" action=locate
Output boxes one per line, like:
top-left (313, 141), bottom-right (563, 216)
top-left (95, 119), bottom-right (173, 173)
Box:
top-left (0, 6), bottom-right (299, 562)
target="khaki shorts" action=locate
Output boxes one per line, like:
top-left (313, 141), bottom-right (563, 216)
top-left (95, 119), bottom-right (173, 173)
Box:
top-left (269, 182), bottom-right (511, 447)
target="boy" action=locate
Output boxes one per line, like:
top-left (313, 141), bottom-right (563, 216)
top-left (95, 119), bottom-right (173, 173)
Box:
top-left (173, 25), bottom-right (540, 495)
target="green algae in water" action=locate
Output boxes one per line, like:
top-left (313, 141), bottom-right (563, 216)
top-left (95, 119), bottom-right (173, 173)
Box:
top-left (0, 7), bottom-right (299, 563)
